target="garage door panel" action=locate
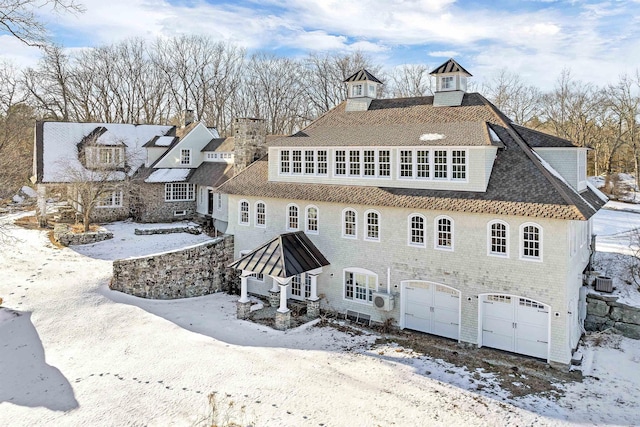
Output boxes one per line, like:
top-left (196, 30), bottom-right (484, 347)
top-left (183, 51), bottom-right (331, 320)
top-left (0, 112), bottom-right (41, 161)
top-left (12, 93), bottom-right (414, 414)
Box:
top-left (483, 331), bottom-right (513, 353)
top-left (434, 320), bottom-right (459, 341)
top-left (516, 338), bottom-right (548, 359)
top-left (481, 294), bottom-right (549, 360)
top-left (403, 282), bottom-right (460, 341)
top-left (405, 313), bottom-right (430, 332)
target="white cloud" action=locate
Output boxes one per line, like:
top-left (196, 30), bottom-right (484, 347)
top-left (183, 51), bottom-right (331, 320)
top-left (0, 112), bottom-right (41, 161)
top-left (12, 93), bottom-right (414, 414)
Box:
top-left (428, 51), bottom-right (460, 58)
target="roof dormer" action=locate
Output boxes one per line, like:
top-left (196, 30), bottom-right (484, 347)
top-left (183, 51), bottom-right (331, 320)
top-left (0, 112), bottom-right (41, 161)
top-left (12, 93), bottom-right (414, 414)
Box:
top-left (344, 69), bottom-right (382, 112)
top-left (430, 59), bottom-right (472, 107)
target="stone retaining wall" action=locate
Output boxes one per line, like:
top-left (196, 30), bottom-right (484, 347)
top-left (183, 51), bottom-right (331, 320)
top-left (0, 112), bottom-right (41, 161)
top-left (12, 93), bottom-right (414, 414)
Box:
top-left (134, 226), bottom-right (201, 236)
top-left (53, 224), bottom-right (113, 246)
top-left (111, 235), bottom-right (235, 299)
top-left (585, 292), bottom-right (640, 339)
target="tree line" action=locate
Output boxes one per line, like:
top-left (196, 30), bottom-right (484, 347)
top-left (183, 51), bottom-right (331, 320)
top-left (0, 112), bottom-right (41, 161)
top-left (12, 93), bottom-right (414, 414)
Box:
top-left (1, 34), bottom-right (640, 197)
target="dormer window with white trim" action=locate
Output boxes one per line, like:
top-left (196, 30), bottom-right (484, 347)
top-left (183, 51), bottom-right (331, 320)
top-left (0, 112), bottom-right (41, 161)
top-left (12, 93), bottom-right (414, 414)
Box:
top-left (352, 84), bottom-right (363, 97)
top-left (441, 76), bottom-right (455, 90)
top-left (86, 146), bottom-right (124, 169)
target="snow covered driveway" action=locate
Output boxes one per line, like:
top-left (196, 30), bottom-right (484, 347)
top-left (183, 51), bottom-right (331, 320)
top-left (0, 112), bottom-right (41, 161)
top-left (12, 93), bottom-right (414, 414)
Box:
top-left (1, 216), bottom-right (640, 426)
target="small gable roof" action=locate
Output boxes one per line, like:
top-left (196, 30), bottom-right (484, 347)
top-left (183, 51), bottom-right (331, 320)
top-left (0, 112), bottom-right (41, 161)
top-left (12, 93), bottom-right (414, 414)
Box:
top-left (344, 69), bottom-right (383, 84)
top-left (430, 59), bottom-right (472, 77)
top-left (228, 231), bottom-right (330, 278)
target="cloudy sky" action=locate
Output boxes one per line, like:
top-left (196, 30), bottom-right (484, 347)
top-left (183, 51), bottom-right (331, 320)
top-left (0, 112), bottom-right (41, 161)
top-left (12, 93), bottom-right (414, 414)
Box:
top-left (2, 0), bottom-right (640, 90)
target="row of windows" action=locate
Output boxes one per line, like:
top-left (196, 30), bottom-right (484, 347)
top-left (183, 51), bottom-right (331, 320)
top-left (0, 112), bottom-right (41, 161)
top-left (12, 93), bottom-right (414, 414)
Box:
top-left (278, 148), bottom-right (467, 181)
top-left (165, 183), bottom-right (195, 201)
top-left (237, 200), bottom-right (544, 261)
top-left (205, 152), bottom-right (233, 160)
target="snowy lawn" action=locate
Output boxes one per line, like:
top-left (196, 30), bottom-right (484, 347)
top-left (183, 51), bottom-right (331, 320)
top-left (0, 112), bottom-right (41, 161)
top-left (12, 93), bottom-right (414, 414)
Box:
top-left (1, 209), bottom-right (640, 426)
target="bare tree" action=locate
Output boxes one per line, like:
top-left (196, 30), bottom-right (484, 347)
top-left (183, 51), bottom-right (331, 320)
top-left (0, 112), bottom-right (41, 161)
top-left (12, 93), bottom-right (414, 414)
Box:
top-left (0, 61), bottom-right (33, 198)
top-left (483, 69), bottom-right (541, 126)
top-left (388, 64), bottom-right (433, 98)
top-left (0, 0), bottom-right (84, 46)
top-left (303, 51), bottom-right (381, 119)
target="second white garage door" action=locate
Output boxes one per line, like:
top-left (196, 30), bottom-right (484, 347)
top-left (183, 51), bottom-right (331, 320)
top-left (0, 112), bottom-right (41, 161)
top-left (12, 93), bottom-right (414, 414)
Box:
top-left (480, 294), bottom-right (549, 360)
top-left (401, 281), bottom-right (460, 340)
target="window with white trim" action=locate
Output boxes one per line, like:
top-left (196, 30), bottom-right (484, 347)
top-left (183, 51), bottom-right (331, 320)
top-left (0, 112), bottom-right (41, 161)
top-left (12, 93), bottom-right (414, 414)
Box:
top-left (343, 208), bottom-right (357, 238)
top-left (287, 204), bottom-right (299, 230)
top-left (520, 223), bottom-right (542, 261)
top-left (255, 201), bottom-right (266, 228)
top-left (344, 268), bottom-right (377, 303)
top-left (335, 150), bottom-right (346, 176)
top-left (397, 148), bottom-right (466, 181)
top-left (280, 150), bottom-right (290, 173)
top-left (305, 150), bottom-right (315, 174)
top-left (239, 200), bottom-right (249, 225)
top-left (409, 214), bottom-right (426, 247)
top-left (306, 205), bottom-right (318, 234)
top-left (292, 150), bottom-right (302, 174)
top-left (441, 76), bottom-right (454, 90)
top-left (488, 220), bottom-right (508, 257)
top-left (451, 150), bottom-right (466, 180)
top-left (364, 150), bottom-right (375, 176)
top-left (317, 150), bottom-right (328, 175)
top-left (365, 210), bottom-right (380, 241)
top-left (434, 150), bottom-right (447, 179)
top-left (349, 150), bottom-right (360, 176)
top-left (291, 274), bottom-right (311, 299)
top-left (165, 183), bottom-right (194, 201)
top-left (279, 149), bottom-right (328, 176)
top-left (378, 150), bottom-right (390, 177)
top-left (88, 146), bottom-right (124, 168)
top-left (435, 216), bottom-right (453, 250)
top-left (180, 148), bottom-right (191, 165)
top-left (97, 190), bottom-right (123, 208)
top-left (352, 84), bottom-right (363, 97)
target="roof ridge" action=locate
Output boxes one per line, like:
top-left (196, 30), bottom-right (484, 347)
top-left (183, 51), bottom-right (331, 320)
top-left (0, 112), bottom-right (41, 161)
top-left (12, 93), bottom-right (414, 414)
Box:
top-left (478, 94), bottom-right (590, 219)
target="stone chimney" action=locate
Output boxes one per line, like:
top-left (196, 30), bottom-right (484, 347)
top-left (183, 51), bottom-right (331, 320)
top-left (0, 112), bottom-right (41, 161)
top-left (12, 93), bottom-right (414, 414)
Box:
top-left (233, 118), bottom-right (267, 174)
top-left (181, 109), bottom-right (195, 128)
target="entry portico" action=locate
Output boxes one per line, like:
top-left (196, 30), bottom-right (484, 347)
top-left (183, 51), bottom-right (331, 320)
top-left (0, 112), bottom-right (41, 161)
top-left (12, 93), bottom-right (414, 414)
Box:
top-left (228, 231), bottom-right (330, 329)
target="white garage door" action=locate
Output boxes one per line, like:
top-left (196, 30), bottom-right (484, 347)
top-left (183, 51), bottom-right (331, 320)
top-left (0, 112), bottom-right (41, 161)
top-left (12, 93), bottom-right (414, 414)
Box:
top-left (402, 281), bottom-right (460, 340)
top-left (481, 294), bottom-right (549, 359)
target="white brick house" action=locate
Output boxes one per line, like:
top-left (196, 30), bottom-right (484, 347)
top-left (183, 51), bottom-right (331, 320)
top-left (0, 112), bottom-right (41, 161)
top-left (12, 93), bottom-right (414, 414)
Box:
top-left (220, 59), bottom-right (607, 365)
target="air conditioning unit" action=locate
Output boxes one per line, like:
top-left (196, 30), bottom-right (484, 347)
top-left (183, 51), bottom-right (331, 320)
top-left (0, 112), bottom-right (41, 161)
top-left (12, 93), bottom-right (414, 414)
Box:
top-left (373, 292), bottom-right (394, 311)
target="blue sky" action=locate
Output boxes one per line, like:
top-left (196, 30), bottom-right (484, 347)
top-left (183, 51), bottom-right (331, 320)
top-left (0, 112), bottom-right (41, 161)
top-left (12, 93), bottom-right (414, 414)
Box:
top-left (2, 0), bottom-right (640, 90)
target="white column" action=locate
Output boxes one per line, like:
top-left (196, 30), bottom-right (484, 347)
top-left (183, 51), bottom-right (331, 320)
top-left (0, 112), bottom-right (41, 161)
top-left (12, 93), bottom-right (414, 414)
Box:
top-left (270, 279), bottom-right (279, 293)
top-left (239, 271), bottom-right (250, 303)
top-left (309, 274), bottom-right (319, 300)
top-left (278, 284), bottom-right (289, 313)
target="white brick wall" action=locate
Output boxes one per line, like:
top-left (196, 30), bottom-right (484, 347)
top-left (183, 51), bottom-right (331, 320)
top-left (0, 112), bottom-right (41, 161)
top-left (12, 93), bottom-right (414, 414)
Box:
top-left (227, 195), bottom-right (588, 364)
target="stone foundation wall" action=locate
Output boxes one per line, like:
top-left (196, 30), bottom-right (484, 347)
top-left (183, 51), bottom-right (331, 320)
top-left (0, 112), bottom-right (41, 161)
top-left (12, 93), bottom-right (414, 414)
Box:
top-left (585, 293), bottom-right (640, 339)
top-left (111, 235), bottom-right (235, 299)
top-left (53, 224), bottom-right (113, 246)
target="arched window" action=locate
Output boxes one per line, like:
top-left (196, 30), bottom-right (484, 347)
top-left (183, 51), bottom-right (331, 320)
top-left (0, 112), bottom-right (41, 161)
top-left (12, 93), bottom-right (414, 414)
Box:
top-left (239, 200), bottom-right (249, 225)
top-left (488, 220), bottom-right (509, 257)
top-left (255, 201), bottom-right (266, 228)
top-left (343, 267), bottom-right (377, 303)
top-left (342, 208), bottom-right (357, 238)
top-left (435, 216), bottom-right (453, 250)
top-left (365, 210), bottom-right (380, 241)
top-left (286, 204), bottom-right (299, 230)
top-left (408, 214), bottom-right (426, 247)
top-left (306, 205), bottom-right (319, 234)
top-left (520, 223), bottom-right (542, 261)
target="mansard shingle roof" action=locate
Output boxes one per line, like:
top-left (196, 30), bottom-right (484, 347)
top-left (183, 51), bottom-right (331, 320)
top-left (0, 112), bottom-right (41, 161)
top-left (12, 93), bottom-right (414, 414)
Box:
top-left (219, 93), bottom-right (605, 221)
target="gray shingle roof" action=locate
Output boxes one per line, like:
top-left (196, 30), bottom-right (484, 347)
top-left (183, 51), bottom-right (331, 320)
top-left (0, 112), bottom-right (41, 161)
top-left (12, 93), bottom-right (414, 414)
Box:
top-left (218, 93), bottom-right (602, 221)
top-left (512, 124), bottom-right (578, 148)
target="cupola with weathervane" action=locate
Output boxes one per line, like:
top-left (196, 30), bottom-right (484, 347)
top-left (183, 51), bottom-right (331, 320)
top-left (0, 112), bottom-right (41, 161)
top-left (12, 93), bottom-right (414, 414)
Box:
top-left (344, 69), bottom-right (383, 112)
top-left (430, 58), bottom-right (472, 107)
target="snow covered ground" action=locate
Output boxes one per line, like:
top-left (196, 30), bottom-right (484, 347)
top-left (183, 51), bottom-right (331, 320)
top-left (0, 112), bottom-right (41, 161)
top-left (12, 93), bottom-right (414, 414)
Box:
top-left (1, 208), bottom-right (640, 426)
